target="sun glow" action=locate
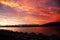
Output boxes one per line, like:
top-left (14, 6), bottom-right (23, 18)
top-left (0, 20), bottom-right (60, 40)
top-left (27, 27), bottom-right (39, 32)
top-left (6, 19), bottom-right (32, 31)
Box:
top-left (0, 18), bottom-right (19, 25)
top-left (0, 0), bottom-right (59, 25)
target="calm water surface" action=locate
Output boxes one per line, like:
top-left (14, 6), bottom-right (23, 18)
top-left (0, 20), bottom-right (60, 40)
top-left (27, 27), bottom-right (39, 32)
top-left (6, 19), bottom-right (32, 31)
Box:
top-left (0, 27), bottom-right (60, 35)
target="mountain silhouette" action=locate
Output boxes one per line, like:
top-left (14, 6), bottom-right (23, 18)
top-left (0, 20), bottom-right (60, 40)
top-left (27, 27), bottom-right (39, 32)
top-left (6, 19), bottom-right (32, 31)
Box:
top-left (40, 22), bottom-right (60, 26)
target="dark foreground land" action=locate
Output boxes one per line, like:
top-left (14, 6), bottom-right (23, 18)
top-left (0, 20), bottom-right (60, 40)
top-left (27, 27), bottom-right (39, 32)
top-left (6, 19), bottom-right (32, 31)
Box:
top-left (0, 29), bottom-right (60, 40)
top-left (0, 22), bottom-right (60, 27)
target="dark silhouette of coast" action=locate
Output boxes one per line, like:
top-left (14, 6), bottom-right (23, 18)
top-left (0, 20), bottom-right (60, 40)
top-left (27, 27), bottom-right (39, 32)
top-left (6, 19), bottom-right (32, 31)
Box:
top-left (0, 22), bottom-right (60, 27)
top-left (0, 29), bottom-right (60, 40)
top-left (40, 22), bottom-right (60, 26)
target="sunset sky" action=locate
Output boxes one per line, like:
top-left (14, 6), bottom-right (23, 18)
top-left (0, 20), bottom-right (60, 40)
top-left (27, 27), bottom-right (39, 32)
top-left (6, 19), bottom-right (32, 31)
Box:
top-left (0, 0), bottom-right (60, 25)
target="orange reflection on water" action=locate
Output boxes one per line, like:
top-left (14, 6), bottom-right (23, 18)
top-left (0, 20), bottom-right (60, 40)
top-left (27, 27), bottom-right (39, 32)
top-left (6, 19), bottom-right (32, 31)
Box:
top-left (0, 27), bottom-right (60, 35)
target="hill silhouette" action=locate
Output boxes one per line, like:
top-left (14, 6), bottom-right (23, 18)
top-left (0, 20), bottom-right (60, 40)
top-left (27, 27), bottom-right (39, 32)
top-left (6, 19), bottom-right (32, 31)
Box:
top-left (40, 22), bottom-right (60, 26)
top-left (0, 22), bottom-right (60, 27)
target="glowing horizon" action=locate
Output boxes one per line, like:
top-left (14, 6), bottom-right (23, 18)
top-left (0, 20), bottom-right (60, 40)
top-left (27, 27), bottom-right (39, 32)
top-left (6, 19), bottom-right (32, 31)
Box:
top-left (0, 0), bottom-right (60, 25)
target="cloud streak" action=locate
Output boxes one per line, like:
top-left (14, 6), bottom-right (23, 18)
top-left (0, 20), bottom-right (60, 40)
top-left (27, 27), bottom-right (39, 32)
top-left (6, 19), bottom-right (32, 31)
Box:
top-left (0, 0), bottom-right (60, 25)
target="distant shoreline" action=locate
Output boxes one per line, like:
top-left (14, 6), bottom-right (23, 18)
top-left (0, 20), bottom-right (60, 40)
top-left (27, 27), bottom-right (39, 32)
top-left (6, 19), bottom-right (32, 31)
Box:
top-left (0, 22), bottom-right (60, 27)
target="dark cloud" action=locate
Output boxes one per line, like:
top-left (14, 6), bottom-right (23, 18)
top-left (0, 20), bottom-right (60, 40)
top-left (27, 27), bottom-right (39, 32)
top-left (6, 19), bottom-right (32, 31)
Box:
top-left (0, 3), bottom-right (16, 13)
top-left (0, 3), bottom-right (18, 18)
top-left (45, 0), bottom-right (60, 7)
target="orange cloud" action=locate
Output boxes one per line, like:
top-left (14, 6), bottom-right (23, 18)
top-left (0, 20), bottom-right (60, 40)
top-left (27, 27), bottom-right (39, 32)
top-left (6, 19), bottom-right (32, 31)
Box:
top-left (0, 0), bottom-right (60, 25)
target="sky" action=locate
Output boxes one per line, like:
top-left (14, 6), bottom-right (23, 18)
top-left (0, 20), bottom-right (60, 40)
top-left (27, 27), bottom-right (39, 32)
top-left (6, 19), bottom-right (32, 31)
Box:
top-left (0, 0), bottom-right (60, 25)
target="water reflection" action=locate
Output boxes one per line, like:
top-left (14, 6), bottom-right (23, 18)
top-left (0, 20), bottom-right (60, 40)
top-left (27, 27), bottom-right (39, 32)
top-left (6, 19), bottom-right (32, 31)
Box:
top-left (0, 27), bottom-right (60, 35)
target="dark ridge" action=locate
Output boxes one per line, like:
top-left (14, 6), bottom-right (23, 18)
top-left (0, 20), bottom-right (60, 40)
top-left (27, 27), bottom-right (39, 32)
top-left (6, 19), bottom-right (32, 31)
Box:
top-left (0, 29), bottom-right (60, 40)
top-left (40, 22), bottom-right (60, 26)
top-left (0, 22), bottom-right (60, 27)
